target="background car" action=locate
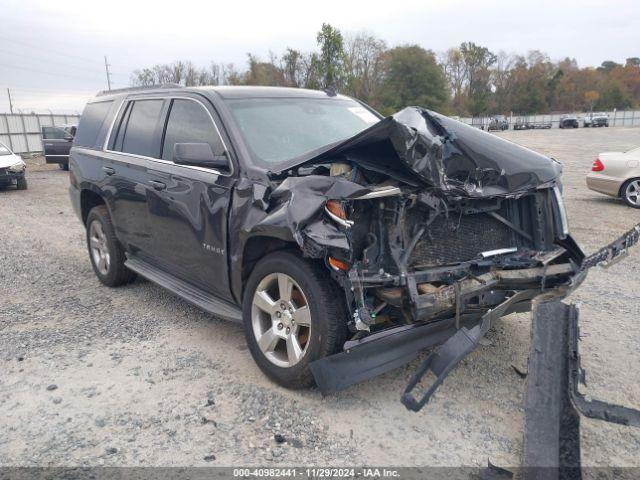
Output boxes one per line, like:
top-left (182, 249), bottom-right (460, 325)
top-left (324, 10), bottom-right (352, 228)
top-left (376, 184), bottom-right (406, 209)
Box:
top-left (559, 115), bottom-right (579, 129)
top-left (0, 141), bottom-right (27, 190)
top-left (487, 115), bottom-right (509, 131)
top-left (584, 112), bottom-right (609, 128)
top-left (41, 124), bottom-right (77, 170)
top-left (513, 118), bottom-right (532, 130)
top-left (586, 146), bottom-right (640, 207)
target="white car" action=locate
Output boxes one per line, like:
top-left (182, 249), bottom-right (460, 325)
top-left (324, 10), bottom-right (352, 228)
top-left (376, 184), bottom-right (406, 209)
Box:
top-left (0, 142), bottom-right (27, 190)
top-left (586, 146), bottom-right (640, 207)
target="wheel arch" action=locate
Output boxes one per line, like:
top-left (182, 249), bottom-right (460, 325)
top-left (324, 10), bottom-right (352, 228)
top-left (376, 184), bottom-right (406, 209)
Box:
top-left (619, 177), bottom-right (640, 198)
top-left (80, 188), bottom-right (107, 225)
top-left (240, 235), bottom-right (299, 302)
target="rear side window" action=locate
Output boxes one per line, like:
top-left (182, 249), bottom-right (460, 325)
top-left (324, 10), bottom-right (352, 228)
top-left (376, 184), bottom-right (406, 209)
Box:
top-left (116, 99), bottom-right (164, 158)
top-left (74, 101), bottom-right (113, 148)
top-left (162, 99), bottom-right (225, 161)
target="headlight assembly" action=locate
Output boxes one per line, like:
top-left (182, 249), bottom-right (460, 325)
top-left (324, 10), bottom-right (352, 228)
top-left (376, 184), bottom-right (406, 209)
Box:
top-left (8, 161), bottom-right (26, 172)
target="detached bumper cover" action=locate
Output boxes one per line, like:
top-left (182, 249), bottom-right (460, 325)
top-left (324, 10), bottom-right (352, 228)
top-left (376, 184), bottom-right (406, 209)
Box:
top-left (311, 223), bottom-right (640, 412)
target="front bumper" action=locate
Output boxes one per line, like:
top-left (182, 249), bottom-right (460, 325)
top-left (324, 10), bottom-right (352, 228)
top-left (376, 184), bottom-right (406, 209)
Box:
top-left (0, 168), bottom-right (25, 185)
top-left (312, 249), bottom-right (587, 395)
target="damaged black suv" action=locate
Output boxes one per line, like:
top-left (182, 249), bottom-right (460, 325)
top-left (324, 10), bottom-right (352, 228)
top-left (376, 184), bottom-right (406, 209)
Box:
top-left (70, 85), bottom-right (592, 398)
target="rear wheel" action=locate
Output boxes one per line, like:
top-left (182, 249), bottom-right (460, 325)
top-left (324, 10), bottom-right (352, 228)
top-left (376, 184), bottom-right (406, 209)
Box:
top-left (86, 205), bottom-right (136, 286)
top-left (621, 179), bottom-right (640, 208)
top-left (59, 163), bottom-right (69, 171)
top-left (16, 177), bottom-right (27, 190)
top-left (242, 251), bottom-right (348, 389)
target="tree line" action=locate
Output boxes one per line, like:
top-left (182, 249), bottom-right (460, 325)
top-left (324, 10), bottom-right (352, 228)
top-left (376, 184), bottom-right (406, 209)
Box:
top-left (131, 23), bottom-right (640, 116)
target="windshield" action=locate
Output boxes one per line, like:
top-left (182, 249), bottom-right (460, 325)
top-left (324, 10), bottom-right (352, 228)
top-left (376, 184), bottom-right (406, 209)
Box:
top-left (0, 143), bottom-right (12, 156)
top-left (226, 97), bottom-right (380, 165)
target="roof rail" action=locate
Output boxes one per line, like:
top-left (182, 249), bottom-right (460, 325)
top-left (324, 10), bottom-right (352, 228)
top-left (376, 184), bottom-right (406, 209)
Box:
top-left (96, 84), bottom-right (183, 97)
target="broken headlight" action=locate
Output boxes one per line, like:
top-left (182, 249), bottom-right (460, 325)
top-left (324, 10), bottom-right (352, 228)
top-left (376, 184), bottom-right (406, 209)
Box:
top-left (552, 185), bottom-right (570, 238)
top-left (325, 200), bottom-right (353, 228)
top-left (8, 160), bottom-right (26, 172)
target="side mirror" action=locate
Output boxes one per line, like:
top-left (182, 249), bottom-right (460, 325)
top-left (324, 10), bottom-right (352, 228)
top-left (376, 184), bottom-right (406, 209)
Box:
top-left (173, 143), bottom-right (229, 170)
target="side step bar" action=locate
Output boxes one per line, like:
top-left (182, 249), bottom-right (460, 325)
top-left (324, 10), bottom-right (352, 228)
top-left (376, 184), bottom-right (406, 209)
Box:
top-left (125, 256), bottom-right (243, 322)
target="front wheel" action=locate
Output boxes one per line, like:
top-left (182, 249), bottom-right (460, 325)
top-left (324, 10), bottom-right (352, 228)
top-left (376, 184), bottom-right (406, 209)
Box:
top-left (16, 177), bottom-right (27, 190)
top-left (242, 251), bottom-right (348, 389)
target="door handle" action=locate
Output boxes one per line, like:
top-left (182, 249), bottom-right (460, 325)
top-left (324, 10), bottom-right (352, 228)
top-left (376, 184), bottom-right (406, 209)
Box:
top-left (102, 166), bottom-right (116, 176)
top-left (149, 180), bottom-right (166, 191)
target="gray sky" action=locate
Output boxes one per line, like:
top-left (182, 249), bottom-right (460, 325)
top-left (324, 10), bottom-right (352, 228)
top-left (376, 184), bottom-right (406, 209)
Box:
top-left (2, 0), bottom-right (638, 113)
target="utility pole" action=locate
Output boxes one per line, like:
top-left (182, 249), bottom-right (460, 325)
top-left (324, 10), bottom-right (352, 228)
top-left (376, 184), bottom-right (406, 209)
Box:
top-left (7, 88), bottom-right (14, 114)
top-left (104, 55), bottom-right (112, 91)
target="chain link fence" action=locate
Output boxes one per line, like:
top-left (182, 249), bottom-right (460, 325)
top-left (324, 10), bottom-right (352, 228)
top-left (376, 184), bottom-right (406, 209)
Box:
top-left (460, 110), bottom-right (640, 130)
top-left (0, 113), bottom-right (81, 154)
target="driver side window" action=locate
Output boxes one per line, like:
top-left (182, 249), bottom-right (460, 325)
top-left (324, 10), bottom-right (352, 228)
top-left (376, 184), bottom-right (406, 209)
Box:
top-left (161, 99), bottom-right (224, 162)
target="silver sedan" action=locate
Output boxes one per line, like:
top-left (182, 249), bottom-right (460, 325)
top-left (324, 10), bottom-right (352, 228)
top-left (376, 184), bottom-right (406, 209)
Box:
top-left (586, 146), bottom-right (640, 208)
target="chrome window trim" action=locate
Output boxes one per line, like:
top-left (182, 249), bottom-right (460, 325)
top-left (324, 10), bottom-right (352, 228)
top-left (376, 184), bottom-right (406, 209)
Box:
top-left (102, 95), bottom-right (233, 177)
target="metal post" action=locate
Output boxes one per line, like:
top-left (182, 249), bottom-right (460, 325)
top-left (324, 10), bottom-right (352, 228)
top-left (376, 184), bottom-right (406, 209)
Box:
top-left (35, 114), bottom-right (43, 153)
top-left (104, 56), bottom-right (112, 91)
top-left (6, 88), bottom-right (13, 114)
top-left (19, 113), bottom-right (29, 154)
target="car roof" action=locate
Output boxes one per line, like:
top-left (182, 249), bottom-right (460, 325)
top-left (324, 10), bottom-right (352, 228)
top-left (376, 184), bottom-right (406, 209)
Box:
top-left (93, 85), bottom-right (350, 102)
top-left (199, 86), bottom-right (347, 99)
top-left (89, 84), bottom-right (351, 103)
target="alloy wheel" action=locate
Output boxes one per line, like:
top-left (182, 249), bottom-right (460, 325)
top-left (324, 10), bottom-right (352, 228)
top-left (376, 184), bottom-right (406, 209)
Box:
top-left (251, 273), bottom-right (311, 368)
top-left (625, 180), bottom-right (640, 206)
top-left (89, 220), bottom-right (111, 275)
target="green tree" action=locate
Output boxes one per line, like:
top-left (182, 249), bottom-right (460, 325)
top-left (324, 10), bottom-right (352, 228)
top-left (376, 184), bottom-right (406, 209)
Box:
top-left (377, 45), bottom-right (449, 115)
top-left (315, 23), bottom-right (347, 90)
top-left (244, 53), bottom-right (285, 86)
top-left (459, 42), bottom-right (497, 115)
top-left (598, 60), bottom-right (621, 73)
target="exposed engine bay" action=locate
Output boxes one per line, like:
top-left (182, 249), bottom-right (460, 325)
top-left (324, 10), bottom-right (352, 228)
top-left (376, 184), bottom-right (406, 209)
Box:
top-left (319, 176), bottom-right (576, 334)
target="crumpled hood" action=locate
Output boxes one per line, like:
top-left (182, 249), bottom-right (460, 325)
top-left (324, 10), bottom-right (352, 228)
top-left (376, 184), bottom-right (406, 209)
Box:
top-left (286, 107), bottom-right (562, 197)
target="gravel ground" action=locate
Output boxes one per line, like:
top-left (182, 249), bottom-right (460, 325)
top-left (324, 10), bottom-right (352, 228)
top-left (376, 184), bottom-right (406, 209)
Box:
top-left (1, 128), bottom-right (639, 468)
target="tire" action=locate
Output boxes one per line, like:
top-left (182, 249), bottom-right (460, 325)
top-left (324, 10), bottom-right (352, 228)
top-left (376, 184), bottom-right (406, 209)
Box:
top-left (16, 177), bottom-right (27, 190)
top-left (621, 178), bottom-right (640, 209)
top-left (86, 205), bottom-right (136, 286)
top-left (58, 163), bottom-right (69, 171)
top-left (242, 250), bottom-right (348, 389)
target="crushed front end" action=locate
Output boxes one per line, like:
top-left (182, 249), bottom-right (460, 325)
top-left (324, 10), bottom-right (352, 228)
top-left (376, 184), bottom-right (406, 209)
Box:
top-left (241, 106), bottom-right (637, 408)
